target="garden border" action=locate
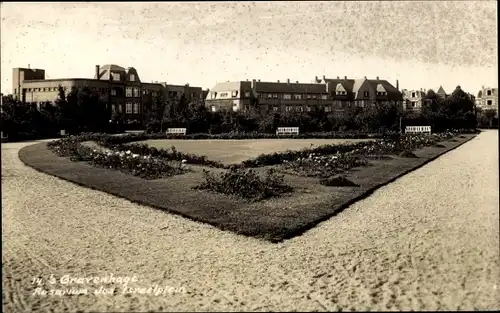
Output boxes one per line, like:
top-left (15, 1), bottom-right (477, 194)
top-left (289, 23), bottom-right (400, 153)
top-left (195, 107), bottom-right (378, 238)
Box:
top-left (18, 134), bottom-right (477, 243)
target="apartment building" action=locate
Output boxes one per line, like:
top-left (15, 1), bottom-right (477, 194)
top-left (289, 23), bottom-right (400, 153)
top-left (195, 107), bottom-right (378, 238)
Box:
top-left (476, 86), bottom-right (498, 116)
top-left (205, 76), bottom-right (403, 114)
top-left (12, 64), bottom-right (204, 123)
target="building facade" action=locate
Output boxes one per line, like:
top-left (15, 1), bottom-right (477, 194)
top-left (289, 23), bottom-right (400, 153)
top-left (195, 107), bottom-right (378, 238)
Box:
top-left (205, 76), bottom-right (403, 114)
top-left (12, 64), bottom-right (204, 123)
top-left (476, 86), bottom-right (498, 116)
top-left (402, 89), bottom-right (427, 112)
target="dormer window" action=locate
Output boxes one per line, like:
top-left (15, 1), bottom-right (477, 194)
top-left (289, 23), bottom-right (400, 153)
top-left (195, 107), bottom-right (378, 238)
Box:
top-left (212, 92), bottom-right (217, 99)
top-left (377, 92), bottom-right (387, 96)
top-left (231, 91), bottom-right (238, 97)
top-left (336, 91), bottom-right (347, 95)
top-left (487, 90), bottom-right (492, 96)
top-left (111, 73), bottom-right (120, 81)
top-left (130, 74), bottom-right (135, 82)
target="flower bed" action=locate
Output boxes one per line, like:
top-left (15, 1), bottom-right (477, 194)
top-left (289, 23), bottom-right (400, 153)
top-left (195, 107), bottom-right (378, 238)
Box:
top-left (280, 151), bottom-right (369, 178)
top-left (194, 167), bottom-right (293, 201)
top-left (47, 135), bottom-right (187, 179)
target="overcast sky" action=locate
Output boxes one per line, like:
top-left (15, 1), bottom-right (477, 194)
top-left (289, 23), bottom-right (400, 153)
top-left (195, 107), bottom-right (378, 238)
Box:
top-left (1, 1), bottom-right (497, 95)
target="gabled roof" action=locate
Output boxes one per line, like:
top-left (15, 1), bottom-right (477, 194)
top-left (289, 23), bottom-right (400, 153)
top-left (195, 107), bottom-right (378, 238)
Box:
top-left (335, 83), bottom-right (347, 92)
top-left (436, 86), bottom-right (447, 95)
top-left (376, 84), bottom-right (387, 92)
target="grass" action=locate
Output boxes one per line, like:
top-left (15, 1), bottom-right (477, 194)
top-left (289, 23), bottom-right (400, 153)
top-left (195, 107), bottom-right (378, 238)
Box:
top-left (138, 138), bottom-right (374, 165)
top-left (19, 134), bottom-right (476, 242)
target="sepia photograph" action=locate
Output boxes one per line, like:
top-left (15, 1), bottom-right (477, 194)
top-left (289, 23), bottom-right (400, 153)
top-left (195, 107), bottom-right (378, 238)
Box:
top-left (1, 1), bottom-right (498, 312)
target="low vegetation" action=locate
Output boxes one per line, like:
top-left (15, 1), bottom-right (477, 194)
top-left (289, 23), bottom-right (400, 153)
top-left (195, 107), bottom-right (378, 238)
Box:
top-left (194, 167), bottom-right (293, 201)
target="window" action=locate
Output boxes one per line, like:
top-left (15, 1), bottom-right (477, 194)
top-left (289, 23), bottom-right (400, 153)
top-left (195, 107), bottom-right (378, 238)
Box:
top-left (293, 94), bottom-right (302, 100)
top-left (307, 94), bottom-right (312, 99)
top-left (377, 92), bottom-right (387, 96)
top-left (192, 93), bottom-right (196, 99)
top-left (125, 102), bottom-right (133, 113)
top-left (285, 106), bottom-right (292, 112)
top-left (130, 74), bottom-right (135, 82)
top-left (273, 106), bottom-right (278, 112)
top-left (487, 100), bottom-right (493, 105)
top-left (336, 91), bottom-right (347, 95)
top-left (306, 106), bottom-right (311, 112)
top-left (244, 105), bottom-right (250, 111)
top-left (125, 87), bottom-right (133, 97)
top-left (266, 93), bottom-right (273, 99)
top-left (117, 104), bottom-right (122, 113)
top-left (364, 91), bottom-right (369, 97)
top-left (211, 106), bottom-right (217, 112)
top-left (133, 103), bottom-right (140, 114)
top-left (487, 90), bottom-right (492, 96)
top-left (112, 73), bottom-right (120, 81)
top-left (324, 106), bottom-right (331, 112)
top-left (111, 89), bottom-right (117, 96)
top-left (412, 92), bottom-right (416, 97)
top-left (133, 87), bottom-right (140, 97)
top-left (283, 94), bottom-right (292, 100)
top-left (231, 91), bottom-right (238, 97)
top-left (311, 95), bottom-right (317, 99)
top-left (272, 93), bottom-right (278, 99)
top-left (299, 106), bottom-right (304, 112)
top-left (111, 104), bottom-right (116, 113)
top-left (321, 95), bottom-right (328, 100)
top-left (244, 91), bottom-right (250, 98)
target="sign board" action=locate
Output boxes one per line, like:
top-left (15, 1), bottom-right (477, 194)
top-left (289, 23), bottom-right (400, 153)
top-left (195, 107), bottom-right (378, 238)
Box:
top-left (60, 130), bottom-right (66, 136)
top-left (166, 128), bottom-right (187, 135)
top-left (405, 126), bottom-right (431, 134)
top-left (276, 127), bottom-right (299, 135)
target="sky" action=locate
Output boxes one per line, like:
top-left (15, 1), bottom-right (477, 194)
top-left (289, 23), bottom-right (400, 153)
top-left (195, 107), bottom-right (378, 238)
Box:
top-left (1, 1), bottom-right (498, 95)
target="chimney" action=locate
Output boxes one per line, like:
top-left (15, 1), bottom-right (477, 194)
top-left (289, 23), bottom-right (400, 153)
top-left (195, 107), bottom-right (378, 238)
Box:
top-left (296, 81), bottom-right (299, 83)
top-left (251, 79), bottom-right (257, 91)
top-left (287, 79), bottom-right (290, 84)
top-left (315, 76), bottom-right (318, 82)
top-left (396, 79), bottom-right (399, 90)
top-left (28, 64), bottom-right (30, 69)
top-left (277, 80), bottom-right (280, 83)
top-left (258, 79), bottom-right (261, 82)
top-left (337, 76), bottom-right (339, 79)
top-left (95, 65), bottom-right (100, 80)
top-left (344, 76), bottom-right (347, 79)
top-left (322, 75), bottom-right (326, 80)
top-left (376, 76), bottom-right (379, 80)
top-left (364, 76), bottom-right (367, 79)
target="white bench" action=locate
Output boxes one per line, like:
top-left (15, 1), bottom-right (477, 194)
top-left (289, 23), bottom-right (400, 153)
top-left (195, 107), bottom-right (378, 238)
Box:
top-left (166, 128), bottom-right (187, 135)
top-left (405, 126), bottom-right (431, 134)
top-left (60, 130), bottom-right (67, 136)
top-left (276, 127), bottom-right (299, 135)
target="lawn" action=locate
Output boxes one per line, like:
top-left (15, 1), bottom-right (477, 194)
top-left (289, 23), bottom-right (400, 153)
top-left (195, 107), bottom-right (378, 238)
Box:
top-left (138, 139), bottom-right (374, 165)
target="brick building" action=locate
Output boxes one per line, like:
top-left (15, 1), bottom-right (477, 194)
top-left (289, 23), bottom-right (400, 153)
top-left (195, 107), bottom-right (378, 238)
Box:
top-left (205, 76), bottom-right (403, 114)
top-left (12, 64), bottom-right (204, 123)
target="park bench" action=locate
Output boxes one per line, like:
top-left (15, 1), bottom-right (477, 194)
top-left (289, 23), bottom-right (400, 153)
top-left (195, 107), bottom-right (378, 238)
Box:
top-left (405, 126), bottom-right (431, 134)
top-left (276, 127), bottom-right (299, 136)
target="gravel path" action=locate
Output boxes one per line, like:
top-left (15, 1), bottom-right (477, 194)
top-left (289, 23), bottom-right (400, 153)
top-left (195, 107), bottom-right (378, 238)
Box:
top-left (2, 131), bottom-right (499, 312)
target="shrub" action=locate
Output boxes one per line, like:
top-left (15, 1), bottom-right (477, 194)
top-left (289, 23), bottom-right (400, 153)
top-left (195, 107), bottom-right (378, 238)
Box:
top-left (319, 175), bottom-right (359, 187)
top-left (194, 167), bottom-right (293, 200)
